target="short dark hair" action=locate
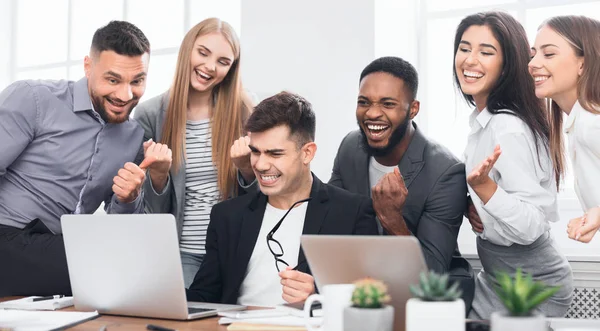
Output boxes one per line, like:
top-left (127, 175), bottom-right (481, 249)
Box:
top-left (245, 91), bottom-right (316, 147)
top-left (359, 56), bottom-right (419, 100)
top-left (91, 21), bottom-right (150, 56)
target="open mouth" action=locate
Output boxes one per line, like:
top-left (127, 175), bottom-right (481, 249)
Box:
top-left (106, 97), bottom-right (129, 112)
top-left (195, 69), bottom-right (214, 82)
top-left (259, 174), bottom-right (281, 185)
top-left (533, 75), bottom-right (550, 86)
top-left (365, 123), bottom-right (390, 140)
top-left (463, 70), bottom-right (484, 83)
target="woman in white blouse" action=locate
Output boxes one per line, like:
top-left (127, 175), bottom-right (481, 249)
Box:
top-left (455, 11), bottom-right (573, 319)
top-left (529, 15), bottom-right (600, 243)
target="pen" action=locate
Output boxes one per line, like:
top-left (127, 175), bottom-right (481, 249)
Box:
top-left (146, 324), bottom-right (177, 331)
top-left (32, 295), bottom-right (64, 302)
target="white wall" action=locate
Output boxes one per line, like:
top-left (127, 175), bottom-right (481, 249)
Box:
top-left (0, 0), bottom-right (11, 88)
top-left (241, 0), bottom-right (376, 180)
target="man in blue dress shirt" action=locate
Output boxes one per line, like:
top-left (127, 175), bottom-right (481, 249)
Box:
top-left (0, 21), bottom-right (172, 296)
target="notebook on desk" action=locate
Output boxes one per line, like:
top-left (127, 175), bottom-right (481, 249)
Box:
top-left (61, 214), bottom-right (245, 320)
top-left (0, 296), bottom-right (74, 311)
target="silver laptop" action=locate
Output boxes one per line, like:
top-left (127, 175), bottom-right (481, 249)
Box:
top-left (301, 235), bottom-right (427, 331)
top-left (61, 214), bottom-right (245, 320)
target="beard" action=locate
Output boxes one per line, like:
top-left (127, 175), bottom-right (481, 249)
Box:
top-left (89, 89), bottom-right (137, 124)
top-left (358, 116), bottom-right (411, 158)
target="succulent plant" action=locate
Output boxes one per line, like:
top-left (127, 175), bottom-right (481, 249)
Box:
top-left (493, 268), bottom-right (560, 317)
top-left (351, 277), bottom-right (392, 308)
top-left (409, 271), bottom-right (463, 302)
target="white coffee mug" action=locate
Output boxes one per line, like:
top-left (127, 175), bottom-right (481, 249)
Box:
top-left (303, 284), bottom-right (355, 331)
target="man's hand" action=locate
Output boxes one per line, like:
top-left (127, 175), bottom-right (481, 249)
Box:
top-left (465, 196), bottom-right (484, 233)
top-left (372, 167), bottom-right (410, 235)
top-left (568, 207), bottom-right (600, 243)
top-left (112, 162), bottom-right (147, 204)
top-left (279, 267), bottom-right (315, 303)
top-left (231, 135), bottom-right (254, 182)
top-left (143, 139), bottom-right (172, 192)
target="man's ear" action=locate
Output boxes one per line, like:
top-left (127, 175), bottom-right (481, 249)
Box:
top-left (409, 100), bottom-right (420, 120)
top-left (301, 142), bottom-right (317, 165)
top-left (84, 55), bottom-right (93, 79)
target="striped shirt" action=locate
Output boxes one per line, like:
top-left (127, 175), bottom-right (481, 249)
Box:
top-left (180, 119), bottom-right (220, 255)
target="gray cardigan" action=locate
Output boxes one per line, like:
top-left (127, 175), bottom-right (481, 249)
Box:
top-left (134, 92), bottom-right (256, 240)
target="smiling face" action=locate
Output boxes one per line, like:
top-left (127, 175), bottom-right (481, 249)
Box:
top-left (356, 72), bottom-right (416, 157)
top-left (84, 50), bottom-right (149, 123)
top-left (249, 125), bottom-right (315, 198)
top-left (454, 24), bottom-right (504, 109)
top-left (529, 25), bottom-right (583, 104)
top-left (189, 32), bottom-right (235, 94)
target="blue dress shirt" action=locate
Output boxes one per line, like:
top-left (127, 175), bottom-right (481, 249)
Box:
top-left (0, 78), bottom-right (145, 234)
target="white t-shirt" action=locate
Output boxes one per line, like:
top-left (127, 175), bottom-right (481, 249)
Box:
top-left (369, 157), bottom-right (398, 189)
top-left (237, 202), bottom-right (308, 306)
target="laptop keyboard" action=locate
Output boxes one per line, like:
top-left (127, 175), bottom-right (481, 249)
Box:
top-left (188, 307), bottom-right (215, 315)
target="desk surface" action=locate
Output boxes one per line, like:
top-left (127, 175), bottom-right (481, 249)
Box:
top-left (1, 297), bottom-right (230, 331)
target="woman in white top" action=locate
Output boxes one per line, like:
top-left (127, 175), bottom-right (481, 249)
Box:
top-left (529, 15), bottom-right (600, 243)
top-left (455, 12), bottom-right (573, 319)
top-left (134, 18), bottom-right (255, 288)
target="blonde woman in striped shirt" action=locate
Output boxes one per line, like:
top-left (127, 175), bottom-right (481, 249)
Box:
top-left (134, 18), bottom-right (255, 288)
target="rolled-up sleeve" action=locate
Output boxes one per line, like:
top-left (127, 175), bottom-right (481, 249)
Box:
top-left (481, 132), bottom-right (553, 245)
top-left (0, 82), bottom-right (38, 176)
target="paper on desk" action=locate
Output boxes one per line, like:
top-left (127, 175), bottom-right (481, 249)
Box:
top-left (219, 315), bottom-right (321, 327)
top-left (0, 297), bottom-right (74, 311)
top-left (227, 322), bottom-right (307, 330)
top-left (0, 310), bottom-right (99, 331)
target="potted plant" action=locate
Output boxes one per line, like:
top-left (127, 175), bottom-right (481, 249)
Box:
top-left (405, 271), bottom-right (464, 331)
top-left (491, 268), bottom-right (560, 331)
top-left (343, 277), bottom-right (394, 331)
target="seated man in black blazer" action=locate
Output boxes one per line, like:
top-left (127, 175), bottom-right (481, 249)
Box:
top-left (187, 91), bottom-right (378, 306)
top-left (329, 57), bottom-right (475, 313)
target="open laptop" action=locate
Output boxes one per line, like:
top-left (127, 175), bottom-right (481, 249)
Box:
top-left (61, 214), bottom-right (245, 320)
top-left (301, 235), bottom-right (427, 331)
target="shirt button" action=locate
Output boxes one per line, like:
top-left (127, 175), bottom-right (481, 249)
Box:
top-left (89, 175), bottom-right (93, 181)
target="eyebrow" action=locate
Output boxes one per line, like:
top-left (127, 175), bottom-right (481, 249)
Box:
top-left (197, 44), bottom-right (233, 62)
top-left (358, 96), bottom-right (399, 102)
top-left (459, 40), bottom-right (498, 51)
top-left (248, 145), bottom-right (285, 154)
top-left (104, 71), bottom-right (146, 80)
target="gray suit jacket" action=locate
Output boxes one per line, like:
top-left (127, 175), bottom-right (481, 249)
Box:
top-left (329, 123), bottom-right (474, 309)
top-left (133, 92), bottom-right (256, 240)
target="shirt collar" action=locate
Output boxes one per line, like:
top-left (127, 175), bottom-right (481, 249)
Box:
top-left (564, 100), bottom-right (581, 134)
top-left (73, 77), bottom-right (93, 113)
top-left (469, 107), bottom-right (493, 130)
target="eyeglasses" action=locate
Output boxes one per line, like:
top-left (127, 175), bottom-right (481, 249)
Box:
top-left (266, 197), bottom-right (312, 272)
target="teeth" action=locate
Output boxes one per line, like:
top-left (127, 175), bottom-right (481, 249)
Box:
top-left (195, 70), bottom-right (212, 80)
top-left (367, 125), bottom-right (388, 131)
top-left (261, 175), bottom-right (279, 181)
top-left (534, 76), bottom-right (549, 82)
top-left (464, 70), bottom-right (483, 78)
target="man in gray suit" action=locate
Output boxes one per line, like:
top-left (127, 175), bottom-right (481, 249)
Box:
top-left (329, 56), bottom-right (474, 313)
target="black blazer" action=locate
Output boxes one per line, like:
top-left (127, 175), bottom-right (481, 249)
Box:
top-left (186, 174), bottom-right (378, 304)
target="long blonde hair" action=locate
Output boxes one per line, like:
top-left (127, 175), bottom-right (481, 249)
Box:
top-left (541, 16), bottom-right (600, 187)
top-left (161, 18), bottom-right (252, 199)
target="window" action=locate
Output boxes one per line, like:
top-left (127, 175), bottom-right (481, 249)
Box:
top-left (375, 0), bottom-right (600, 256)
top-left (3, 0), bottom-right (242, 104)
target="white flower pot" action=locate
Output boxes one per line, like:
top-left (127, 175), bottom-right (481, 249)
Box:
top-left (491, 312), bottom-right (546, 331)
top-left (343, 305), bottom-right (394, 331)
top-left (405, 298), bottom-right (465, 331)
